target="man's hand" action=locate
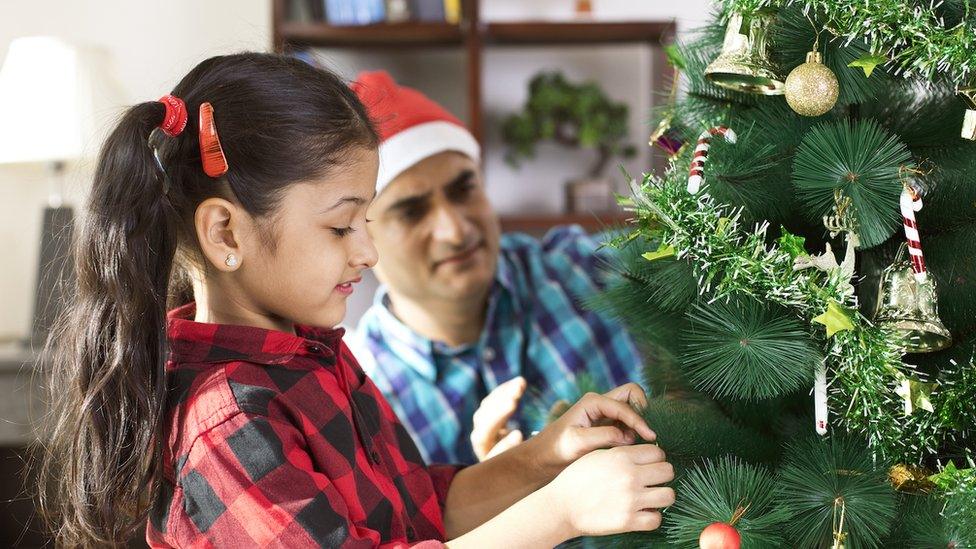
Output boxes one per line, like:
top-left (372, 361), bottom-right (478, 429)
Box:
top-left (524, 382), bottom-right (653, 475)
top-left (470, 376), bottom-right (527, 461)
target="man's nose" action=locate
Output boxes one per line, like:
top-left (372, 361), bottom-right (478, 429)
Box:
top-left (431, 203), bottom-right (468, 245)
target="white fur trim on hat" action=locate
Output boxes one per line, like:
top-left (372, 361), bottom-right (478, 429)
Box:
top-left (376, 121), bottom-right (481, 194)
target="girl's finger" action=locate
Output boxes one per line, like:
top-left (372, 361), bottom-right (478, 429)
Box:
top-left (603, 382), bottom-right (648, 411)
top-left (575, 393), bottom-right (656, 441)
top-left (571, 425), bottom-right (635, 453)
top-left (637, 487), bottom-right (676, 510)
top-left (628, 510), bottom-right (663, 532)
top-left (618, 443), bottom-right (667, 465)
top-left (636, 460), bottom-right (674, 486)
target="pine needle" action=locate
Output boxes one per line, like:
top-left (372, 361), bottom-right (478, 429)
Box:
top-left (665, 457), bottom-right (791, 547)
top-left (776, 435), bottom-right (898, 548)
top-left (792, 118), bottom-right (913, 248)
top-left (683, 296), bottom-right (821, 400)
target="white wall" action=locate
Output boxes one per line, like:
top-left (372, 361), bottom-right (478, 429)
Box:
top-left (0, 0), bottom-right (711, 339)
top-left (0, 0), bottom-right (271, 340)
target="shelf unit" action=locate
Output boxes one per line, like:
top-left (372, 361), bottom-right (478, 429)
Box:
top-left (272, 0), bottom-right (675, 233)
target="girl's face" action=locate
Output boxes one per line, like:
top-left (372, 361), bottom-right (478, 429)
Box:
top-left (229, 147), bottom-right (380, 330)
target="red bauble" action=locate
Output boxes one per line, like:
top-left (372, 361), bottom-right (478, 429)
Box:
top-left (699, 522), bottom-right (741, 549)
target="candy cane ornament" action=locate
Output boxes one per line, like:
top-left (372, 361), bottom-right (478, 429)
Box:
top-left (814, 361), bottom-right (828, 435)
top-left (687, 126), bottom-right (737, 194)
top-left (900, 187), bottom-right (926, 282)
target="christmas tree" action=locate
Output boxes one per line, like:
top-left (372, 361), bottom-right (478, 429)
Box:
top-left (571, 1), bottom-right (976, 546)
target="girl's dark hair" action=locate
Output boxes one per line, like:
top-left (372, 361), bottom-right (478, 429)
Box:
top-left (37, 53), bottom-right (377, 546)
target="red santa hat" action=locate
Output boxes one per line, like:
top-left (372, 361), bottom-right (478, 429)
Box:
top-left (352, 70), bottom-right (480, 194)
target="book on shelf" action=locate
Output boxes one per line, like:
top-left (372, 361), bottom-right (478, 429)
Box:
top-left (443, 0), bottom-right (460, 24)
top-left (289, 0), bottom-right (460, 25)
top-left (326, 0), bottom-right (386, 25)
top-left (286, 0), bottom-right (324, 22)
top-left (409, 0), bottom-right (444, 22)
top-left (385, 0), bottom-right (410, 23)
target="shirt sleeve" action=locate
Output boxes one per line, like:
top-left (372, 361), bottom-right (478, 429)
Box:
top-left (539, 225), bottom-right (620, 291)
top-left (425, 464), bottom-right (464, 510)
top-left (173, 411), bottom-right (447, 549)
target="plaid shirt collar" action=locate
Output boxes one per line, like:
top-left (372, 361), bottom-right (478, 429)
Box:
top-left (167, 303), bottom-right (346, 367)
top-left (369, 256), bottom-right (520, 383)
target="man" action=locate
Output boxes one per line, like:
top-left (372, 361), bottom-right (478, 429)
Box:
top-left (350, 71), bottom-right (645, 465)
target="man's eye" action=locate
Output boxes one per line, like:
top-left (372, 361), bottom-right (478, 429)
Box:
top-left (448, 182), bottom-right (475, 202)
top-left (400, 205), bottom-right (427, 223)
top-left (331, 227), bottom-right (355, 237)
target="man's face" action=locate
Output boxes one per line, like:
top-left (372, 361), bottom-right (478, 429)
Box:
top-left (366, 151), bottom-right (501, 305)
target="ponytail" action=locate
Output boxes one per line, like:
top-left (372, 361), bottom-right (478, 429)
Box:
top-left (38, 100), bottom-right (178, 546)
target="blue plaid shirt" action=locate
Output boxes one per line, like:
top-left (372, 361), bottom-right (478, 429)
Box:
top-left (351, 226), bottom-right (644, 465)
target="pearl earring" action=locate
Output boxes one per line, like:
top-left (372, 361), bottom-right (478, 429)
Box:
top-left (224, 254), bottom-right (239, 268)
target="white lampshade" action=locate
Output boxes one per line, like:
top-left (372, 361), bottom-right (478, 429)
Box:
top-left (0, 37), bottom-right (115, 165)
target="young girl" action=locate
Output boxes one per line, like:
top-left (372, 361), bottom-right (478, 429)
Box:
top-left (38, 53), bottom-right (674, 548)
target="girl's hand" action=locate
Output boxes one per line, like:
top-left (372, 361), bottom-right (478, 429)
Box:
top-left (544, 444), bottom-right (675, 537)
top-left (525, 382), bottom-right (654, 474)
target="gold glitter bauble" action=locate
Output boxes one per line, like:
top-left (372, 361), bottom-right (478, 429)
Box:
top-left (785, 51), bottom-right (839, 117)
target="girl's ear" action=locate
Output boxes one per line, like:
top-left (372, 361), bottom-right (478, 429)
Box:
top-left (194, 197), bottom-right (247, 271)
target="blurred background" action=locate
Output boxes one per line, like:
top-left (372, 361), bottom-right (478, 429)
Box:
top-left (0, 0), bottom-right (708, 545)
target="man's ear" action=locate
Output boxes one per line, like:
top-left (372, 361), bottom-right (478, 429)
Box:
top-left (194, 198), bottom-right (247, 271)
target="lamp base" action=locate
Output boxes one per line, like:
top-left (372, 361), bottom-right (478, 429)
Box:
top-left (30, 206), bottom-right (74, 349)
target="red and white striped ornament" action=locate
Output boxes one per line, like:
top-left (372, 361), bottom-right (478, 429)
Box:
top-left (687, 126), bottom-right (737, 194)
top-left (900, 187), bottom-right (927, 282)
top-left (814, 361), bottom-right (828, 435)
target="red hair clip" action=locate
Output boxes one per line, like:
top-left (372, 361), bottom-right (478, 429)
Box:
top-left (158, 94), bottom-right (188, 137)
top-left (198, 102), bottom-right (228, 178)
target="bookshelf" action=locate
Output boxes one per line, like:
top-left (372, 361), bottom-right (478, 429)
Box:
top-left (277, 21), bottom-right (464, 47)
top-left (272, 0), bottom-right (676, 233)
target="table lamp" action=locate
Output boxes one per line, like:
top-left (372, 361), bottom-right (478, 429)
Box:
top-left (0, 37), bottom-right (114, 347)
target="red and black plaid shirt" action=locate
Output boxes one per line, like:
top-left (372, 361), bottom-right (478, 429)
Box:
top-left (147, 304), bottom-right (461, 548)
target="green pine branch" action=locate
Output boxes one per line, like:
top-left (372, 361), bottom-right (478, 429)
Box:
top-left (892, 492), bottom-right (976, 548)
top-left (776, 435), bottom-right (898, 548)
top-left (623, 161), bottom-right (953, 462)
top-left (792, 118), bottom-right (913, 248)
top-left (665, 457), bottom-right (792, 547)
top-left (772, 6), bottom-right (892, 106)
top-left (642, 397), bottom-right (783, 467)
top-left (683, 296), bottom-right (821, 400)
top-left (720, 0), bottom-right (976, 85)
top-left (926, 226), bottom-right (976, 336)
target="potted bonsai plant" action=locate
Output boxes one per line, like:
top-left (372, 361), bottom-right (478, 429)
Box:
top-left (501, 71), bottom-right (636, 213)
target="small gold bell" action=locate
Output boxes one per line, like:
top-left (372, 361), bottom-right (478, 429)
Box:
top-left (705, 10), bottom-right (785, 95)
top-left (873, 250), bottom-right (952, 353)
top-left (959, 87), bottom-right (976, 141)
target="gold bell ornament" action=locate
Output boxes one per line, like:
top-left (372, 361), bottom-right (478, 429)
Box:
top-left (705, 10), bottom-right (785, 95)
top-left (873, 255), bottom-right (952, 353)
top-left (872, 185), bottom-right (952, 352)
top-left (959, 86), bottom-right (976, 141)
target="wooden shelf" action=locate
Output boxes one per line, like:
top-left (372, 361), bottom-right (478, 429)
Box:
top-left (278, 21), bottom-right (464, 48)
top-left (500, 211), bottom-right (631, 233)
top-left (278, 20), bottom-right (675, 49)
top-left (484, 21), bottom-right (675, 45)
